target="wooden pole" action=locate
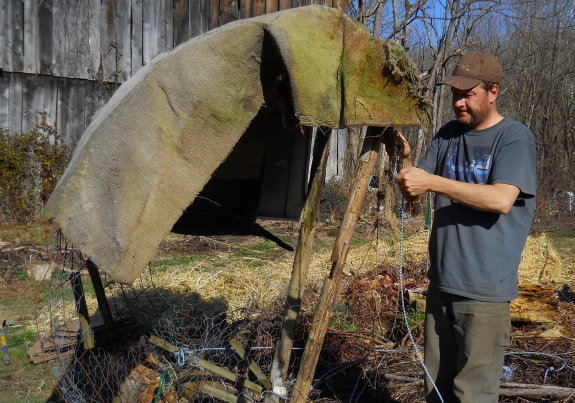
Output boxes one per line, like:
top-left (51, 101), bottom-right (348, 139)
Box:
top-left (86, 259), bottom-right (114, 328)
top-left (69, 270), bottom-right (95, 349)
top-left (289, 128), bottom-right (382, 403)
top-left (268, 129), bottom-right (331, 400)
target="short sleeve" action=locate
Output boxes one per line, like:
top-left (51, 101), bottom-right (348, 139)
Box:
top-left (418, 136), bottom-right (440, 174)
top-left (417, 121), bottom-right (457, 174)
top-left (490, 123), bottom-right (536, 197)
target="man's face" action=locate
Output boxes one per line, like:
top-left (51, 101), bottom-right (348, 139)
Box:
top-left (451, 84), bottom-right (492, 129)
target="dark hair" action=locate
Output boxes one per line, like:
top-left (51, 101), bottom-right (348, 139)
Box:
top-left (481, 81), bottom-right (497, 91)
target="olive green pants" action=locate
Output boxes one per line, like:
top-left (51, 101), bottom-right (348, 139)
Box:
top-left (424, 284), bottom-right (512, 403)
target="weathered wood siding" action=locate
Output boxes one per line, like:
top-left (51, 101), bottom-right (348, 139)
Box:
top-left (0, 0), bottom-right (349, 145)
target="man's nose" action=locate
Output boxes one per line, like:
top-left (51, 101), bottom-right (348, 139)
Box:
top-left (453, 95), bottom-right (466, 106)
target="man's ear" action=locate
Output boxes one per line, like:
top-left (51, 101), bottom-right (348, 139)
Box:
top-left (490, 83), bottom-right (499, 103)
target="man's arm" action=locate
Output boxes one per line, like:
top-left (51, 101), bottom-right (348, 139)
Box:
top-left (383, 130), bottom-right (520, 214)
top-left (397, 167), bottom-right (520, 214)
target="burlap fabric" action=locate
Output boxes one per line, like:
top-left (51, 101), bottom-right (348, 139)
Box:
top-left (44, 6), bottom-right (427, 283)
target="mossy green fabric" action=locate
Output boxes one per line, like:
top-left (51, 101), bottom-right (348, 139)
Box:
top-left (44, 5), bottom-right (427, 284)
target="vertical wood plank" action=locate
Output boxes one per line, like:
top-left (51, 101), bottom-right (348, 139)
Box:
top-left (87, 0), bottom-right (102, 79)
top-left (326, 129), bottom-right (339, 180)
top-left (336, 129), bottom-right (346, 176)
top-left (199, 0), bottom-right (210, 33)
top-left (174, 0), bottom-right (191, 45)
top-left (52, 0), bottom-right (67, 77)
top-left (252, 0), bottom-right (264, 16)
top-left (8, 74), bottom-right (23, 134)
top-left (154, 1), bottom-right (165, 55)
top-left (22, 74), bottom-right (44, 133)
top-left (209, 0), bottom-right (219, 30)
top-left (56, 78), bottom-right (70, 143)
top-left (116, 0), bottom-right (132, 81)
top-left (77, 0), bottom-right (93, 79)
top-left (0, 1), bottom-right (11, 70)
top-left (239, 0), bottom-right (251, 18)
top-left (38, 0), bottom-right (53, 75)
top-left (279, 0), bottom-right (291, 11)
top-left (69, 271), bottom-right (95, 350)
top-left (67, 0), bottom-right (80, 78)
top-left (86, 260), bottom-right (115, 328)
top-left (0, 75), bottom-right (10, 130)
top-left (189, 0), bottom-right (202, 37)
top-left (265, 0), bottom-right (278, 14)
top-left (131, 0), bottom-right (143, 72)
top-left (142, 0), bottom-right (158, 64)
top-left (220, 0), bottom-right (231, 24)
top-left (230, 0), bottom-right (238, 21)
top-left (163, 0), bottom-right (174, 50)
top-left (7, 1), bottom-right (24, 72)
top-left (66, 79), bottom-right (86, 146)
top-left (43, 76), bottom-right (58, 133)
top-left (23, 0), bottom-right (39, 74)
top-left (84, 80), bottom-right (100, 132)
top-left (101, 0), bottom-right (118, 82)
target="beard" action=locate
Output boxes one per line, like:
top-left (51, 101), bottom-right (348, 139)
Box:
top-left (455, 100), bottom-right (489, 129)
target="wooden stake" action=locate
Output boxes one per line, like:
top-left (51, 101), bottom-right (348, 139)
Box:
top-left (268, 129), bottom-right (331, 400)
top-left (289, 128), bottom-right (382, 403)
top-left (86, 260), bottom-right (114, 328)
top-left (230, 337), bottom-right (272, 390)
top-left (69, 270), bottom-right (95, 349)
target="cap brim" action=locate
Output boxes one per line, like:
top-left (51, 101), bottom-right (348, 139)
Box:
top-left (437, 76), bottom-right (483, 91)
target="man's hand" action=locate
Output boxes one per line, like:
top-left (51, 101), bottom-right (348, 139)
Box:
top-left (382, 129), bottom-right (412, 168)
top-left (397, 167), bottom-right (432, 199)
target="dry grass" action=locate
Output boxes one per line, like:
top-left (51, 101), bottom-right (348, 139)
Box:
top-left (519, 232), bottom-right (568, 284)
top-left (31, 230), bottom-right (568, 339)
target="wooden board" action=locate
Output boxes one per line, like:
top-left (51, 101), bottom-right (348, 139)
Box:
top-left (266, 0), bottom-right (279, 14)
top-left (239, 0), bottom-right (251, 18)
top-left (221, 0), bottom-right (232, 24)
top-left (56, 78), bottom-right (70, 141)
top-left (142, 0), bottom-right (158, 65)
top-left (101, 0), bottom-right (118, 82)
top-left (200, 0), bottom-right (211, 33)
top-left (1, 0), bottom-right (348, 142)
top-left (0, 1), bottom-right (11, 71)
top-left (8, 74), bottom-right (23, 133)
top-left (52, 0), bottom-right (67, 77)
top-left (23, 0), bottom-right (39, 74)
top-left (66, 79), bottom-right (86, 145)
top-left (0, 76), bottom-right (9, 131)
top-left (116, 0), bottom-right (132, 83)
top-left (21, 74), bottom-right (44, 133)
top-left (253, 0), bottom-right (265, 16)
top-left (37, 0), bottom-right (53, 75)
top-left (27, 320), bottom-right (79, 364)
top-left (209, 0), bottom-right (220, 30)
top-left (174, 0), bottom-right (191, 45)
top-left (131, 0), bottom-right (143, 74)
top-left (43, 75), bottom-right (59, 131)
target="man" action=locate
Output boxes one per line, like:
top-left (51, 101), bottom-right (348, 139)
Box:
top-left (388, 51), bottom-right (536, 402)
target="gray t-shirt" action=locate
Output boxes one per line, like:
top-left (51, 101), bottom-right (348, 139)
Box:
top-left (418, 117), bottom-right (536, 302)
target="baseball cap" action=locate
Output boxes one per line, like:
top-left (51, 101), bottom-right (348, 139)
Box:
top-left (438, 51), bottom-right (503, 90)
